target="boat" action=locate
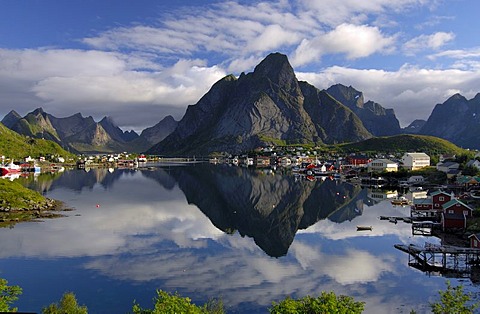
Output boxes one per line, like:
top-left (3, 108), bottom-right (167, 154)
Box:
top-left (0, 162), bottom-right (21, 176)
top-left (391, 196), bottom-right (410, 206)
top-left (137, 154), bottom-right (147, 163)
top-left (356, 225), bottom-right (373, 231)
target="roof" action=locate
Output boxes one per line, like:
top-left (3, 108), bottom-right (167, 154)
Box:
top-left (442, 199), bottom-right (473, 211)
top-left (404, 152), bottom-right (430, 158)
top-left (370, 159), bottom-right (397, 164)
top-left (468, 233), bottom-right (480, 240)
top-left (438, 161), bottom-right (460, 168)
top-left (430, 190), bottom-right (451, 197)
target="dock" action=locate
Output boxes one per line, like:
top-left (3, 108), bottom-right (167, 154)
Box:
top-left (395, 243), bottom-right (480, 277)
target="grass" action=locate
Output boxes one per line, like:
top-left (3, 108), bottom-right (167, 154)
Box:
top-left (0, 179), bottom-right (63, 227)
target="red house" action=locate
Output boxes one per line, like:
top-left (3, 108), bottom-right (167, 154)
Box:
top-left (431, 191), bottom-right (454, 210)
top-left (412, 190), bottom-right (453, 211)
top-left (442, 199), bottom-right (473, 218)
top-left (440, 199), bottom-right (473, 232)
top-left (346, 155), bottom-right (371, 166)
top-left (469, 233), bottom-right (480, 249)
top-left (441, 213), bottom-right (466, 231)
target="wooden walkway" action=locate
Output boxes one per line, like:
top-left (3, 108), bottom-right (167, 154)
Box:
top-left (395, 243), bottom-right (480, 277)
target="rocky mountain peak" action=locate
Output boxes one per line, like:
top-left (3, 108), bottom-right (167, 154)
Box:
top-left (252, 52), bottom-right (299, 94)
top-left (326, 84), bottom-right (364, 109)
top-left (1, 110), bottom-right (21, 128)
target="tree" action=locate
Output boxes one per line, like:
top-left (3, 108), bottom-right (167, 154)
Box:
top-left (42, 292), bottom-right (88, 314)
top-left (0, 278), bottom-right (22, 312)
top-left (132, 290), bottom-right (224, 314)
top-left (461, 165), bottom-right (480, 176)
top-left (269, 292), bottom-right (365, 314)
top-left (430, 281), bottom-right (478, 314)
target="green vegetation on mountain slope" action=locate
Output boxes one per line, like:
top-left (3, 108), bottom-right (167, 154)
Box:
top-left (0, 123), bottom-right (73, 159)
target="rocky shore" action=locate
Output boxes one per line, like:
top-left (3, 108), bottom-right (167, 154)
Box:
top-left (0, 179), bottom-right (70, 227)
top-left (0, 198), bottom-right (68, 226)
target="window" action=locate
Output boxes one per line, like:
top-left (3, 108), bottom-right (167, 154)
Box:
top-left (449, 210), bottom-right (454, 214)
top-left (439, 196), bottom-right (444, 201)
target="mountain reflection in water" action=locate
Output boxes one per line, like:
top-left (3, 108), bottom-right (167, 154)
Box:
top-left (143, 164), bottom-right (365, 257)
top-left (3, 164), bottom-right (471, 314)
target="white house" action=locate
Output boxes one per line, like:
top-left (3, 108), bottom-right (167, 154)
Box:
top-left (367, 159), bottom-right (398, 173)
top-left (407, 175), bottom-right (425, 184)
top-left (401, 152), bottom-right (430, 170)
top-left (466, 159), bottom-right (480, 170)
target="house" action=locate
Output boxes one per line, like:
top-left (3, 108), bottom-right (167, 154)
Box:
top-left (255, 155), bottom-right (270, 167)
top-left (367, 159), bottom-right (398, 173)
top-left (456, 175), bottom-right (480, 188)
top-left (436, 161), bottom-right (460, 173)
top-left (439, 154), bottom-right (456, 162)
top-left (412, 190), bottom-right (453, 211)
top-left (346, 154), bottom-right (371, 167)
top-left (401, 152), bottom-right (430, 170)
top-left (468, 233), bottom-right (480, 249)
top-left (442, 199), bottom-right (473, 218)
top-left (432, 191), bottom-right (455, 210)
top-left (407, 175), bottom-right (424, 184)
top-left (441, 212), bottom-right (466, 231)
top-left (466, 159), bottom-right (480, 170)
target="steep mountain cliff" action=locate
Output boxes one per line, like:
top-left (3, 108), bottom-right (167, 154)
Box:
top-left (420, 93), bottom-right (480, 149)
top-left (148, 53), bottom-right (372, 155)
top-left (326, 84), bottom-right (402, 136)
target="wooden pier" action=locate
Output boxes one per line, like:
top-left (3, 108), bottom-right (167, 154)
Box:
top-left (395, 243), bottom-right (480, 277)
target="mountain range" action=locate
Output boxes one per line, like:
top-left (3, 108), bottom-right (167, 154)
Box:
top-left (1, 52), bottom-right (479, 154)
top-left (1, 108), bottom-right (178, 154)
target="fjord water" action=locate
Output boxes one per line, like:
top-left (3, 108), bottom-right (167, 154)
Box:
top-left (0, 164), bottom-right (473, 313)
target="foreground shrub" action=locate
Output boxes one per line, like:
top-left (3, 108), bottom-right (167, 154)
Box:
top-left (269, 292), bottom-right (365, 314)
top-left (0, 278), bottom-right (22, 312)
top-left (430, 281), bottom-right (478, 314)
top-left (132, 290), bottom-right (225, 314)
top-left (42, 292), bottom-right (88, 314)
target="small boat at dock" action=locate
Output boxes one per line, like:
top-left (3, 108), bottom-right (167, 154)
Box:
top-left (391, 196), bottom-right (410, 206)
top-left (356, 226), bottom-right (372, 231)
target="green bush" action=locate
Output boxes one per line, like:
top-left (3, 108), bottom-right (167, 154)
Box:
top-left (269, 292), bottom-right (365, 314)
top-left (132, 290), bottom-right (225, 314)
top-left (430, 281), bottom-right (478, 314)
top-left (42, 292), bottom-right (88, 314)
top-left (0, 278), bottom-right (22, 312)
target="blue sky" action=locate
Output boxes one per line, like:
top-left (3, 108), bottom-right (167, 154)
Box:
top-left (1, 0), bottom-right (479, 131)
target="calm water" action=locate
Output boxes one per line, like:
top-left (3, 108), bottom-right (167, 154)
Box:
top-left (0, 164), bottom-right (477, 313)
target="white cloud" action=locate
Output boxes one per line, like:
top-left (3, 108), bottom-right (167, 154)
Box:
top-left (297, 64), bottom-right (480, 126)
top-left (403, 32), bottom-right (455, 54)
top-left (299, 0), bottom-right (436, 27)
top-left (0, 48), bottom-right (226, 129)
top-left (291, 24), bottom-right (396, 66)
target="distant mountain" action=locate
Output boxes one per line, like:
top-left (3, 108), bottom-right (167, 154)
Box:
top-left (2, 108), bottom-right (160, 153)
top-left (403, 119), bottom-right (426, 134)
top-left (326, 84), bottom-right (402, 136)
top-left (139, 115), bottom-right (178, 145)
top-left (419, 93), bottom-right (480, 149)
top-left (148, 53), bottom-right (372, 156)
